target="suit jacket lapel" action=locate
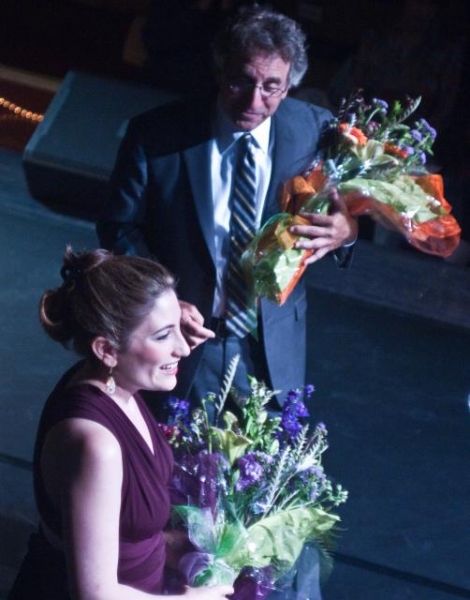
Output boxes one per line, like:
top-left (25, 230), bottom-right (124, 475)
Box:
top-left (184, 140), bottom-right (217, 265)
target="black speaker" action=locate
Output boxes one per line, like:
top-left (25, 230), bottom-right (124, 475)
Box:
top-left (23, 70), bottom-right (177, 220)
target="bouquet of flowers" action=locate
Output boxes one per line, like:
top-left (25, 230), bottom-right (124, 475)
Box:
top-left (162, 356), bottom-right (347, 599)
top-left (243, 91), bottom-right (462, 305)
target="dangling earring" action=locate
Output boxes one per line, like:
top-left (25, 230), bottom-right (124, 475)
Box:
top-left (106, 367), bottom-right (116, 395)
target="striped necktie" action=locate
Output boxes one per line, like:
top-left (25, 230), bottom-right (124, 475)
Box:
top-left (225, 133), bottom-right (258, 337)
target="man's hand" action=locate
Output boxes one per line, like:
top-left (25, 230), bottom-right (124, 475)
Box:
top-left (179, 300), bottom-right (215, 350)
top-left (289, 188), bottom-right (358, 265)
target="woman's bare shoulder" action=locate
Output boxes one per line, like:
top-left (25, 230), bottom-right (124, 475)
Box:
top-left (44, 417), bottom-right (121, 469)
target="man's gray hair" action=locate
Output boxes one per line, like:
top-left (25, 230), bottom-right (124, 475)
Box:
top-left (213, 4), bottom-right (309, 89)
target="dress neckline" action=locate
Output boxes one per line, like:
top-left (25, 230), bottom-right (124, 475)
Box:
top-left (66, 382), bottom-right (156, 457)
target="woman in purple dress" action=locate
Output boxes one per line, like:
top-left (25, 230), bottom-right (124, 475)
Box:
top-left (8, 247), bottom-right (232, 600)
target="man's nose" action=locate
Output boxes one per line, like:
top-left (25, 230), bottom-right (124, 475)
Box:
top-left (247, 85), bottom-right (266, 106)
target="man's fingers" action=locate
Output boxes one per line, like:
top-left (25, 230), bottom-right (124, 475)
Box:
top-left (179, 299), bottom-right (205, 325)
top-left (302, 246), bottom-right (331, 265)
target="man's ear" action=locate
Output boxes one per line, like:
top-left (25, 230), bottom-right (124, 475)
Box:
top-left (91, 336), bottom-right (118, 368)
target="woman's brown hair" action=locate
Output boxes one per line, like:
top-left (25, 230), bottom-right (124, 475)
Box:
top-left (39, 246), bottom-right (176, 357)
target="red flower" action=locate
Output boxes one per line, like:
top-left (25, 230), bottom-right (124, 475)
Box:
top-left (339, 123), bottom-right (368, 146)
top-left (384, 142), bottom-right (409, 158)
top-left (159, 423), bottom-right (179, 441)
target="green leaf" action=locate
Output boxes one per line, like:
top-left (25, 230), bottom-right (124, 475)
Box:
top-left (243, 506), bottom-right (340, 569)
top-left (210, 428), bottom-right (253, 465)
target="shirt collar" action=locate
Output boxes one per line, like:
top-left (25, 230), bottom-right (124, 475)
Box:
top-left (214, 98), bottom-right (271, 155)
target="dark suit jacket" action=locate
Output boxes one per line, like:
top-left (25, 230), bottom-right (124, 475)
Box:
top-left (97, 95), bottom-right (334, 401)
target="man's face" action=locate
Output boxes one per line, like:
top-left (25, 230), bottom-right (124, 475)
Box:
top-left (219, 52), bottom-right (291, 131)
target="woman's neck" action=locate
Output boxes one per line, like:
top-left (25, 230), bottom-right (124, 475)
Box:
top-left (67, 360), bottom-right (134, 405)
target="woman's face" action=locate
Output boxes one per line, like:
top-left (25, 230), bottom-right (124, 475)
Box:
top-left (114, 289), bottom-right (190, 394)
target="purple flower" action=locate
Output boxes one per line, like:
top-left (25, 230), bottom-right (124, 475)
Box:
top-left (258, 452), bottom-right (275, 466)
top-left (372, 98), bottom-right (388, 112)
top-left (297, 465), bottom-right (327, 502)
top-left (304, 384), bottom-right (315, 397)
top-left (293, 400), bottom-right (309, 417)
top-left (309, 482), bottom-right (319, 501)
top-left (167, 396), bottom-right (190, 417)
top-left (366, 121), bottom-right (380, 135)
top-left (280, 412), bottom-right (303, 440)
top-left (286, 388), bottom-right (302, 402)
top-left (283, 393), bottom-right (310, 418)
top-left (169, 450), bottom-right (227, 510)
top-left (235, 452), bottom-right (264, 491)
top-left (312, 465), bottom-right (325, 478)
top-left (410, 129), bottom-right (423, 142)
top-left (417, 118), bottom-right (437, 140)
top-left (417, 150), bottom-right (427, 165)
top-left (279, 385), bottom-right (314, 441)
top-left (234, 567), bottom-right (275, 600)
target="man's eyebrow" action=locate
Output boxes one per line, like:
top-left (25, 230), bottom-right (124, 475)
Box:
top-left (263, 76), bottom-right (283, 83)
top-left (237, 73), bottom-right (283, 83)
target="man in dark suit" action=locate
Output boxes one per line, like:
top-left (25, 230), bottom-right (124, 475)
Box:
top-left (97, 5), bottom-right (357, 411)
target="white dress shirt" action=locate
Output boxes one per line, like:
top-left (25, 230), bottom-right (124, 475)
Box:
top-left (210, 102), bottom-right (273, 317)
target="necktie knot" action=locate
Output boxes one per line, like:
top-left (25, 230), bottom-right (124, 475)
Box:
top-left (240, 132), bottom-right (253, 155)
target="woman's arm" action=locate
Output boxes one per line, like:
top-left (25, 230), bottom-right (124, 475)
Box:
top-left (48, 418), bottom-right (232, 600)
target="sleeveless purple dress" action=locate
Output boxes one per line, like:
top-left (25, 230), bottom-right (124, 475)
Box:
top-left (8, 361), bottom-right (173, 599)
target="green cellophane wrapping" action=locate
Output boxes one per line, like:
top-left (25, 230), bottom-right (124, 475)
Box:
top-left (174, 503), bottom-right (339, 587)
top-left (242, 195), bottom-right (331, 305)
